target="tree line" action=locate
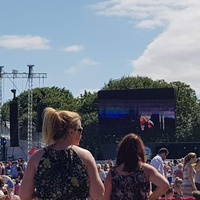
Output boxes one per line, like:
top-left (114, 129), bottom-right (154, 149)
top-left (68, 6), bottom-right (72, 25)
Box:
top-left (1, 76), bottom-right (200, 153)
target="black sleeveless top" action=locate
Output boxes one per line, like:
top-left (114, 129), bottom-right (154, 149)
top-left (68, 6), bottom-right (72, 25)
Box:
top-left (34, 147), bottom-right (89, 200)
top-left (110, 167), bottom-right (150, 200)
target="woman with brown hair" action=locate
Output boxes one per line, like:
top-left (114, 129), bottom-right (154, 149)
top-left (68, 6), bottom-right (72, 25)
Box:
top-left (19, 107), bottom-right (104, 200)
top-left (181, 152), bottom-right (197, 197)
top-left (102, 133), bottom-right (169, 200)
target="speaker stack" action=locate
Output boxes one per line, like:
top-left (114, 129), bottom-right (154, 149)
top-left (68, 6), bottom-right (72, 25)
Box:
top-left (9, 100), bottom-right (19, 147)
top-left (36, 103), bottom-right (47, 132)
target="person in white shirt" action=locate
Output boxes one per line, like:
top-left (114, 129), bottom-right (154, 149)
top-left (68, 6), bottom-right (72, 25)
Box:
top-left (150, 147), bottom-right (169, 191)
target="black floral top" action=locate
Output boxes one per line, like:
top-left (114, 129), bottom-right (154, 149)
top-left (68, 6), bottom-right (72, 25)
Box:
top-left (110, 167), bottom-right (150, 200)
top-left (34, 147), bottom-right (89, 200)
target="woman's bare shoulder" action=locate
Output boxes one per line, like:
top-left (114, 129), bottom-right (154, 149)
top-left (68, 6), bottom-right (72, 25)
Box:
top-left (28, 148), bottom-right (45, 166)
top-left (71, 145), bottom-right (91, 155)
top-left (71, 146), bottom-right (94, 164)
top-left (142, 163), bottom-right (157, 177)
top-left (142, 163), bottom-right (155, 171)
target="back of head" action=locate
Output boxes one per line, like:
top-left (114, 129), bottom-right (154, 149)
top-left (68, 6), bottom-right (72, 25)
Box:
top-left (193, 190), bottom-right (200, 200)
top-left (116, 133), bottom-right (145, 172)
top-left (177, 163), bottom-right (183, 170)
top-left (183, 152), bottom-right (196, 167)
top-left (174, 177), bottom-right (183, 185)
top-left (42, 107), bottom-right (81, 146)
top-left (96, 164), bottom-right (101, 171)
top-left (173, 159), bottom-right (178, 165)
top-left (158, 147), bottom-right (169, 155)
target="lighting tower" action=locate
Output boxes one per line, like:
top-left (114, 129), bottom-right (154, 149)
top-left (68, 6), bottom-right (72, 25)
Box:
top-left (0, 66), bottom-right (47, 154)
top-left (27, 65), bottom-right (34, 153)
top-left (0, 66), bottom-right (3, 137)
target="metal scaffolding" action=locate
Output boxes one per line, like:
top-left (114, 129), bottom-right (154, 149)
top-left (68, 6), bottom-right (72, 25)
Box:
top-left (0, 65), bottom-right (47, 154)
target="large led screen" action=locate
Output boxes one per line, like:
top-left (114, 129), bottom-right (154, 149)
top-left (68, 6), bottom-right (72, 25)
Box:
top-left (98, 88), bottom-right (176, 140)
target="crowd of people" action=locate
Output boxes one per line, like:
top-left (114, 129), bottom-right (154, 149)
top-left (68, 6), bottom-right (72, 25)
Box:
top-left (147, 149), bottom-right (200, 199)
top-left (0, 160), bottom-right (26, 199)
top-left (96, 149), bottom-right (200, 199)
top-left (0, 107), bottom-right (200, 199)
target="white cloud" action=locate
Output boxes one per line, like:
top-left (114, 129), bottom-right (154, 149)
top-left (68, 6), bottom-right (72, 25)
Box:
top-left (91, 0), bottom-right (200, 96)
top-left (0, 35), bottom-right (50, 50)
top-left (66, 58), bottom-right (99, 74)
top-left (63, 45), bottom-right (84, 53)
top-left (90, 0), bottom-right (190, 28)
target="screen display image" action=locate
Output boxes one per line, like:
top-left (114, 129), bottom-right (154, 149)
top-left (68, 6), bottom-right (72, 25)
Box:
top-left (98, 88), bottom-right (176, 142)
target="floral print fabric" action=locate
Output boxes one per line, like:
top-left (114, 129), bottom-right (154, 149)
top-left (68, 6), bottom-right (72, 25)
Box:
top-left (34, 147), bottom-right (89, 200)
top-left (110, 167), bottom-right (150, 200)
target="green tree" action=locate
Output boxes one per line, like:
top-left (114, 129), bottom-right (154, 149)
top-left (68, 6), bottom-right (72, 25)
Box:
top-left (169, 81), bottom-right (200, 141)
top-left (76, 90), bottom-right (98, 114)
top-left (1, 76), bottom-right (200, 153)
top-left (76, 90), bottom-right (99, 153)
top-left (1, 86), bottom-right (76, 127)
top-left (102, 76), bottom-right (200, 142)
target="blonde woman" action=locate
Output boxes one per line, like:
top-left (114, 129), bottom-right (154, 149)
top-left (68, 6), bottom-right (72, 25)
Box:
top-left (20, 107), bottom-right (104, 200)
top-left (181, 152), bottom-right (197, 197)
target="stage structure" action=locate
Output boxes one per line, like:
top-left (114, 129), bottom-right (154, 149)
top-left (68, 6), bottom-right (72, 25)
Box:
top-left (97, 88), bottom-right (176, 160)
top-left (98, 88), bottom-right (176, 141)
top-left (0, 65), bottom-right (47, 155)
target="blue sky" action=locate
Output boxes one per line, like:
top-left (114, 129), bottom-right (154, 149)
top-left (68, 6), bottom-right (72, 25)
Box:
top-left (1, 0), bottom-right (200, 102)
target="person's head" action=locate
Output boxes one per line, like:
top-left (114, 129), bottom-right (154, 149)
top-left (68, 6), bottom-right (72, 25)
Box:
top-left (173, 177), bottom-right (183, 187)
top-left (177, 163), bottom-right (183, 170)
top-left (173, 159), bottom-right (178, 165)
top-left (146, 159), bottom-right (151, 164)
top-left (183, 152), bottom-right (196, 167)
top-left (193, 190), bottom-right (200, 200)
top-left (158, 147), bottom-right (169, 160)
top-left (42, 107), bottom-right (82, 146)
top-left (116, 133), bottom-right (145, 172)
top-left (96, 164), bottom-right (102, 172)
top-left (104, 163), bottom-right (110, 171)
